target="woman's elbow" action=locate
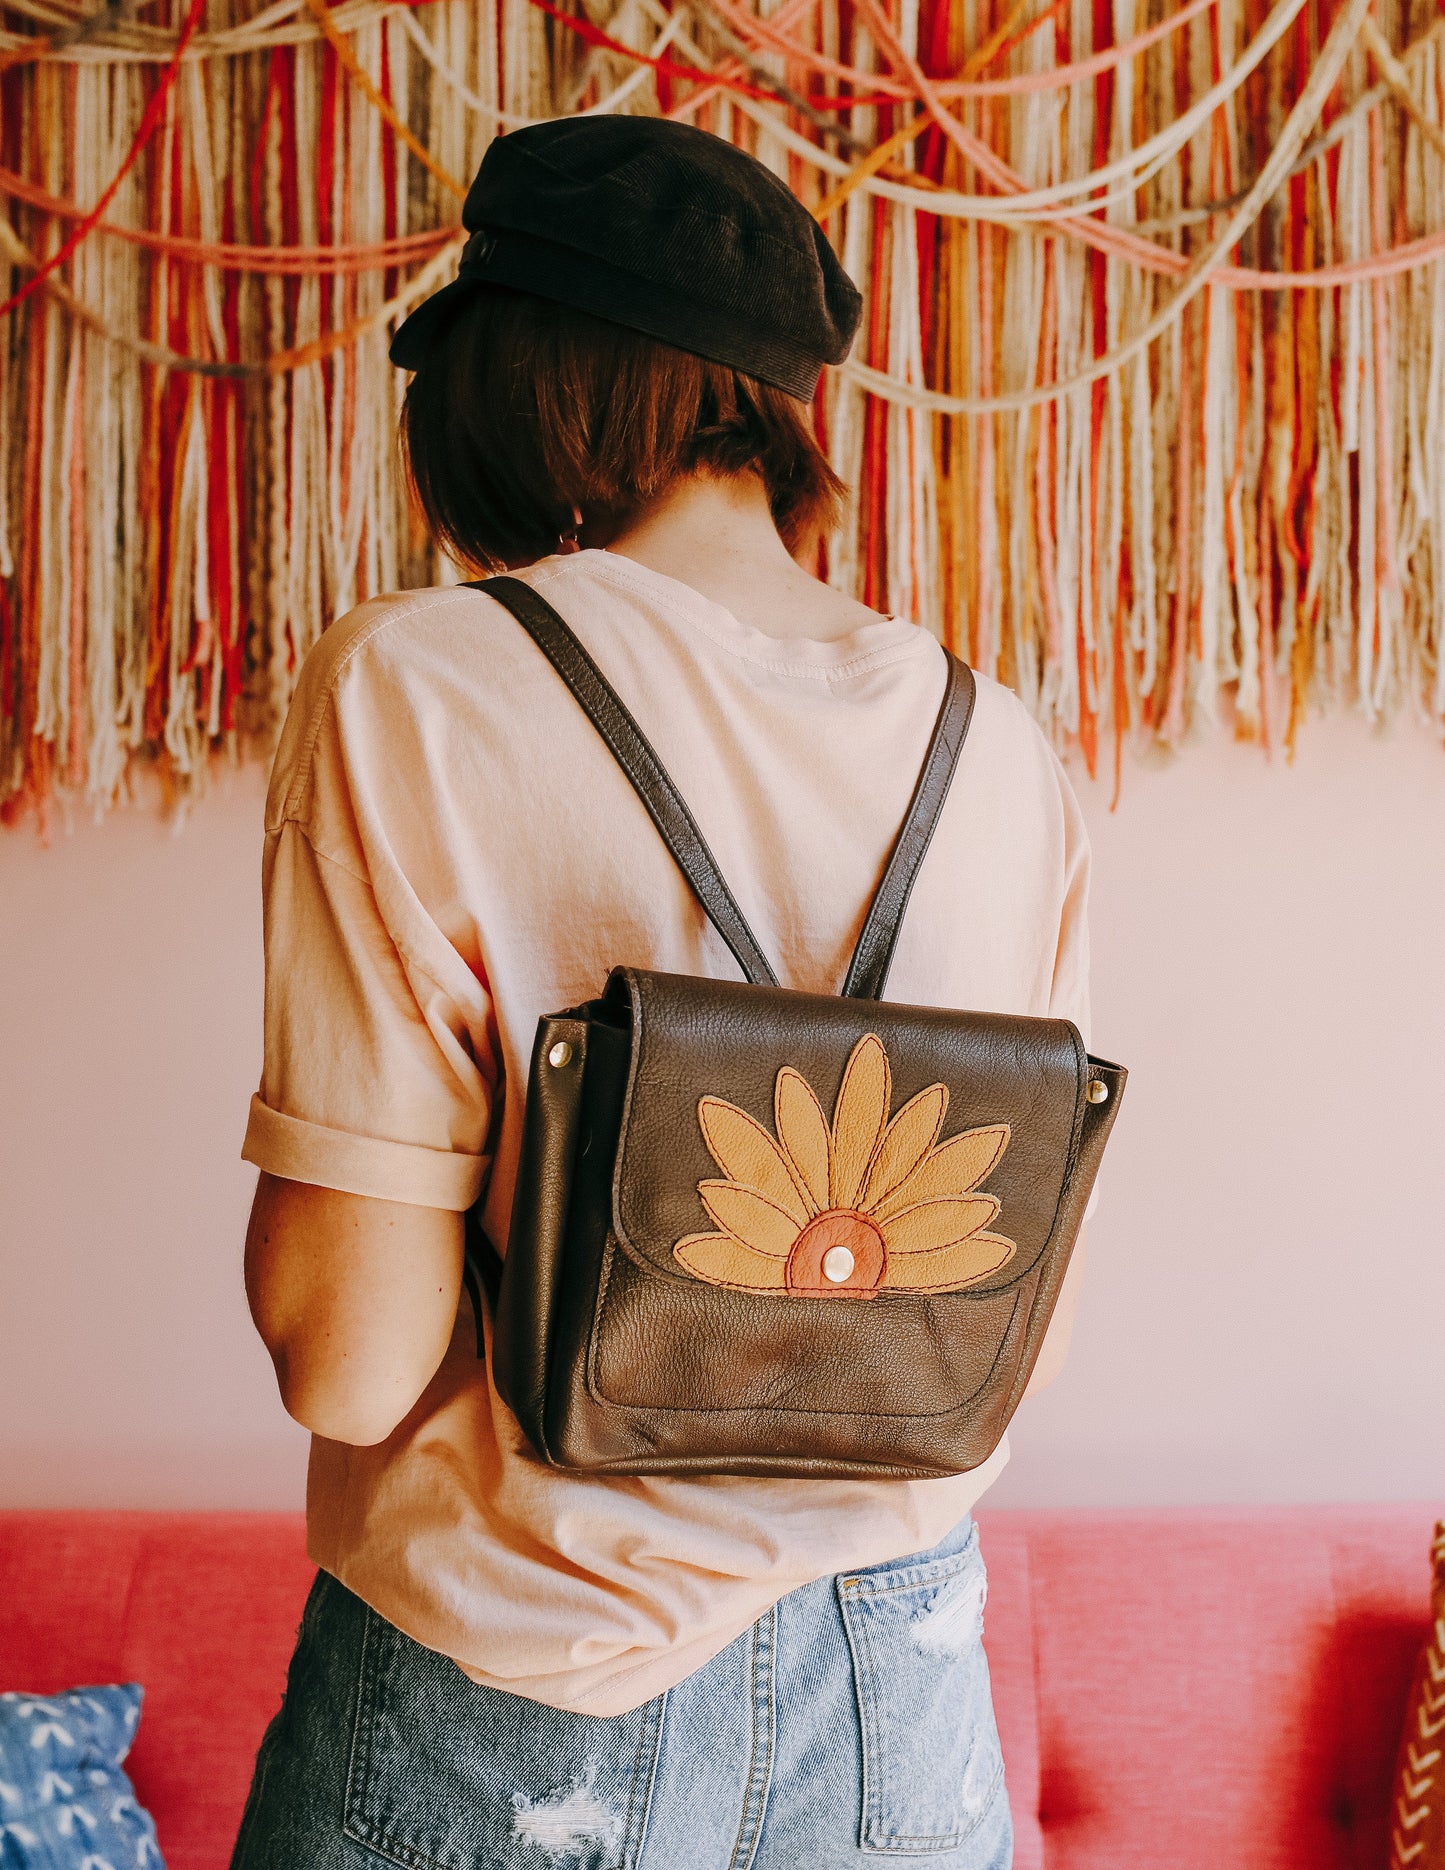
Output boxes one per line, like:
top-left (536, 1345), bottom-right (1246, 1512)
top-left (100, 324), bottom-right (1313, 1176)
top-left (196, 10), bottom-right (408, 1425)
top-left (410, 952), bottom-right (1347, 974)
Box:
top-left (1022, 1229), bottom-right (1089, 1400)
top-left (1021, 1332), bottom-right (1071, 1399)
top-left (266, 1337), bottom-right (415, 1446)
top-left (245, 1272), bottom-right (425, 1445)
top-left (242, 1173), bottom-right (461, 1446)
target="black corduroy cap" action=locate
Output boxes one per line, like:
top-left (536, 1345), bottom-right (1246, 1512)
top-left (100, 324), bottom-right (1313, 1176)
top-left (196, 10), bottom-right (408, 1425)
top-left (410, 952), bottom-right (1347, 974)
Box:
top-left (389, 117), bottom-right (862, 400)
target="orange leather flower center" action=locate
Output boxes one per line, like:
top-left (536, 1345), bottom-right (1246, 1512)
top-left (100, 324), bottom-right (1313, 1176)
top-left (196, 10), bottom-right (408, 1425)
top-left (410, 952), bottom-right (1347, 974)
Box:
top-left (786, 1209), bottom-right (886, 1298)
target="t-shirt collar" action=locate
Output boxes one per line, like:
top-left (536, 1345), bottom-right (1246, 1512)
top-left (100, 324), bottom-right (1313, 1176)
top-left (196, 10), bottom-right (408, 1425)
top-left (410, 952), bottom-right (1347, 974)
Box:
top-left (529, 548), bottom-right (928, 677)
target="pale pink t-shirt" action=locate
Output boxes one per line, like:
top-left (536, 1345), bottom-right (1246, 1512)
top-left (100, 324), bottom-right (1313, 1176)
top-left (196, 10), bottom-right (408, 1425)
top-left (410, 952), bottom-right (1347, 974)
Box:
top-left (241, 549), bottom-right (1091, 1716)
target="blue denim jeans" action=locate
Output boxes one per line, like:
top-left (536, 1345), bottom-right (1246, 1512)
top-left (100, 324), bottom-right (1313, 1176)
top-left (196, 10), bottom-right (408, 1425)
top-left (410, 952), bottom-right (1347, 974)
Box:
top-left (230, 1514), bottom-right (1012, 1869)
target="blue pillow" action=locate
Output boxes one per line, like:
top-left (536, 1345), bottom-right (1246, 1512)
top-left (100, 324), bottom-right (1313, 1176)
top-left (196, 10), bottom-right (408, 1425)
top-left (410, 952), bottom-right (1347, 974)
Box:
top-left (0, 1683), bottom-right (164, 1868)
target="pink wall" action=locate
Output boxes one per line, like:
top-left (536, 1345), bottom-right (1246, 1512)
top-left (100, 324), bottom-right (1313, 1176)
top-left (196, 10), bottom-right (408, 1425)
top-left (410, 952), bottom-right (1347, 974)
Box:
top-left (2, 718), bottom-right (1443, 1509)
top-left (0, 767), bottom-right (305, 1507)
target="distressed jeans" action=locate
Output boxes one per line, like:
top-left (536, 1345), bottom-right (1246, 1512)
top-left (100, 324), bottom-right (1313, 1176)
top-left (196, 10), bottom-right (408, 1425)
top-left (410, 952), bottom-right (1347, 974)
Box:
top-left (230, 1514), bottom-right (1012, 1870)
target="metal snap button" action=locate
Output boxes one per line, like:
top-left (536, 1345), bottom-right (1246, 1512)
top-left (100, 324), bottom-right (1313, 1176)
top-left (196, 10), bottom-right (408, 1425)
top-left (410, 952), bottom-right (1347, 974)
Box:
top-left (1086, 1078), bottom-right (1109, 1104)
top-left (547, 1041), bottom-right (574, 1069)
top-left (822, 1245), bottom-right (856, 1284)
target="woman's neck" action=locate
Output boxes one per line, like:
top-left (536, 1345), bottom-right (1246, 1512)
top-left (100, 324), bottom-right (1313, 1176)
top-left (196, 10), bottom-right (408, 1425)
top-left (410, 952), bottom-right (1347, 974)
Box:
top-left (601, 472), bottom-right (889, 644)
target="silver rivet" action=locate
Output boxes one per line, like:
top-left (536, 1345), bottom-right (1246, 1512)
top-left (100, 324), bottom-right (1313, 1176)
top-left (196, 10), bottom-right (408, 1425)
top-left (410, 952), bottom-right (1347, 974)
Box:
top-left (547, 1041), bottom-right (574, 1069)
top-left (822, 1245), bottom-right (856, 1283)
top-left (1087, 1078), bottom-right (1109, 1105)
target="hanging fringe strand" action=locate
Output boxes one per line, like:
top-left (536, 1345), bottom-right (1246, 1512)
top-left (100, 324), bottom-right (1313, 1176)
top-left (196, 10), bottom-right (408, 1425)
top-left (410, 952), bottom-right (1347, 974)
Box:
top-left (3, 0), bottom-right (1445, 828)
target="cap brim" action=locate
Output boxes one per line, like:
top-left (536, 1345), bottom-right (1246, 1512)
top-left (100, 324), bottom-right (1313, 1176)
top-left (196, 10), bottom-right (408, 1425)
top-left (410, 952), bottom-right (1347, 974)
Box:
top-left (389, 229), bottom-right (844, 398)
top-left (389, 276), bottom-right (484, 370)
top-left (392, 232), bottom-right (833, 399)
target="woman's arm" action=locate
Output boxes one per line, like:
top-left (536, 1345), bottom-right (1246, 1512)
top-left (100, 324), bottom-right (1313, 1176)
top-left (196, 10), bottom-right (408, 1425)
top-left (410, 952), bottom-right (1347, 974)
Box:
top-left (244, 1172), bottom-right (465, 1446)
top-left (1022, 1229), bottom-right (1088, 1399)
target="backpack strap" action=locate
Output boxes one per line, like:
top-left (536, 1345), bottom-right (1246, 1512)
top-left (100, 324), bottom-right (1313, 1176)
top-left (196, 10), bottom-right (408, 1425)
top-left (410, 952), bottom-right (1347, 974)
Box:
top-left (479, 576), bottom-right (779, 989)
top-left (473, 575), bottom-right (976, 1003)
top-left (839, 650), bottom-right (975, 1000)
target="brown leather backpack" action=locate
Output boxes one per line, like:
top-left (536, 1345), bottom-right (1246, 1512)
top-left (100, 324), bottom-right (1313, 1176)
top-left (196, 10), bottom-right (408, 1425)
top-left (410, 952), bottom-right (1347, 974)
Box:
top-left (464, 576), bottom-right (1126, 1479)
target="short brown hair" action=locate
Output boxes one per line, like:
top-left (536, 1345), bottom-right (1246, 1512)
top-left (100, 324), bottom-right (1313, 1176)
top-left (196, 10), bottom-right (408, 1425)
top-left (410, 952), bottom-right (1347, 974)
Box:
top-left (401, 286), bottom-right (844, 570)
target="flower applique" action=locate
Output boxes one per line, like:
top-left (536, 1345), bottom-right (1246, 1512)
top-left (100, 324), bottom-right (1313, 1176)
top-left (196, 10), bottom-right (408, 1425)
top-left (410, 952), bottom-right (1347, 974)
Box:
top-left (674, 1033), bottom-right (1016, 1298)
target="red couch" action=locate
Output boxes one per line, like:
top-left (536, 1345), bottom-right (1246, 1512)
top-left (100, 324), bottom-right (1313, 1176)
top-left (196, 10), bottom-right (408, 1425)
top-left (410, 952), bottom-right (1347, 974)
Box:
top-left (0, 1506), bottom-right (1433, 1869)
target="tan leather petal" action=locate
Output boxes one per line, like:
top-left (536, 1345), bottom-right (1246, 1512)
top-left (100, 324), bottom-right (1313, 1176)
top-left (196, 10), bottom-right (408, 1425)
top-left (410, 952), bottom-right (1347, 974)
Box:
top-left (697, 1098), bottom-right (809, 1224)
top-left (774, 1069), bottom-right (831, 1213)
top-left (860, 1083), bottom-right (948, 1213)
top-left (674, 1233), bottom-right (790, 1290)
top-left (830, 1034), bottom-right (890, 1210)
top-left (881, 1231), bottom-right (1017, 1291)
top-left (875, 1125), bottom-right (1011, 1220)
top-left (698, 1181), bottom-right (801, 1258)
top-left (878, 1192), bottom-right (1002, 1255)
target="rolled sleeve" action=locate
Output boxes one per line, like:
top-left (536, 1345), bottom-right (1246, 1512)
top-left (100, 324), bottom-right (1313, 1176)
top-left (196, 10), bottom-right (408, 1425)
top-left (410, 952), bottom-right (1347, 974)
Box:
top-left (247, 807), bottom-right (495, 1212)
top-left (242, 1096), bottom-right (487, 1210)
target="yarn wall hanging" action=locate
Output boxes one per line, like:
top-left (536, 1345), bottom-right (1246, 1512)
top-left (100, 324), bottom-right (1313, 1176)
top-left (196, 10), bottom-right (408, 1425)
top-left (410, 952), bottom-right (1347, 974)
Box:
top-left (1, 0), bottom-right (1443, 828)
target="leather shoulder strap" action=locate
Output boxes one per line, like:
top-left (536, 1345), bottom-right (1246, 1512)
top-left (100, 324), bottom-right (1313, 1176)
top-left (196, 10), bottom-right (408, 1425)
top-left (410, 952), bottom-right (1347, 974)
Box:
top-left (477, 575), bottom-right (779, 988)
top-left (840, 652), bottom-right (975, 1000)
top-left (472, 575), bottom-right (975, 1003)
